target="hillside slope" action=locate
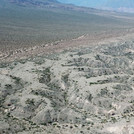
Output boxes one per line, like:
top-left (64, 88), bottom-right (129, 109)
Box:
top-left (0, 39), bottom-right (134, 134)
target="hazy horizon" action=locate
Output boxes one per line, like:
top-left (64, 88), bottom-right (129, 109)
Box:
top-left (58, 0), bottom-right (134, 12)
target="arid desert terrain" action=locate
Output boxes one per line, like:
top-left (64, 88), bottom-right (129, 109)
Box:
top-left (1, 30), bottom-right (134, 134)
top-left (1, 0), bottom-right (134, 134)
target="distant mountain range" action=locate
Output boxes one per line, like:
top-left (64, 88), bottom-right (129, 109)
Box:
top-left (7, 0), bottom-right (60, 7)
top-left (1, 0), bottom-right (107, 14)
top-left (3, 0), bottom-right (134, 13)
top-left (2, 0), bottom-right (83, 11)
top-left (59, 0), bottom-right (134, 13)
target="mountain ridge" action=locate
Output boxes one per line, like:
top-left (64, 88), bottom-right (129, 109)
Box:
top-left (7, 0), bottom-right (60, 7)
top-left (58, 0), bottom-right (134, 13)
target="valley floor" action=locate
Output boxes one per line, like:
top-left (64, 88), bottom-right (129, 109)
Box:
top-left (1, 28), bottom-right (134, 63)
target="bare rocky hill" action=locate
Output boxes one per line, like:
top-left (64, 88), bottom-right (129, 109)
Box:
top-left (0, 39), bottom-right (134, 134)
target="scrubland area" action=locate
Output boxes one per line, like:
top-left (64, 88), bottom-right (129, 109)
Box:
top-left (1, 39), bottom-right (134, 134)
top-left (1, 1), bottom-right (134, 134)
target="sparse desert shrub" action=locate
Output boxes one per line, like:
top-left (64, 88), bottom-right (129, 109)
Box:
top-left (101, 119), bottom-right (108, 123)
top-left (25, 98), bottom-right (35, 105)
top-left (87, 94), bottom-right (93, 102)
top-left (80, 130), bottom-right (83, 133)
top-left (57, 125), bottom-right (61, 128)
top-left (111, 117), bottom-right (117, 123)
top-left (41, 123), bottom-right (47, 126)
top-left (87, 127), bottom-right (90, 130)
top-left (52, 123), bottom-right (57, 126)
top-left (100, 88), bottom-right (108, 96)
top-left (70, 126), bottom-right (73, 129)
top-left (62, 74), bottom-right (69, 83)
top-left (95, 55), bottom-right (101, 60)
top-left (39, 67), bottom-right (51, 84)
top-left (5, 84), bottom-right (12, 89)
top-left (89, 82), bottom-right (98, 85)
top-left (10, 75), bottom-right (21, 84)
top-left (0, 63), bottom-right (8, 68)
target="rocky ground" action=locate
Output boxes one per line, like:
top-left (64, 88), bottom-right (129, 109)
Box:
top-left (0, 39), bottom-right (134, 134)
